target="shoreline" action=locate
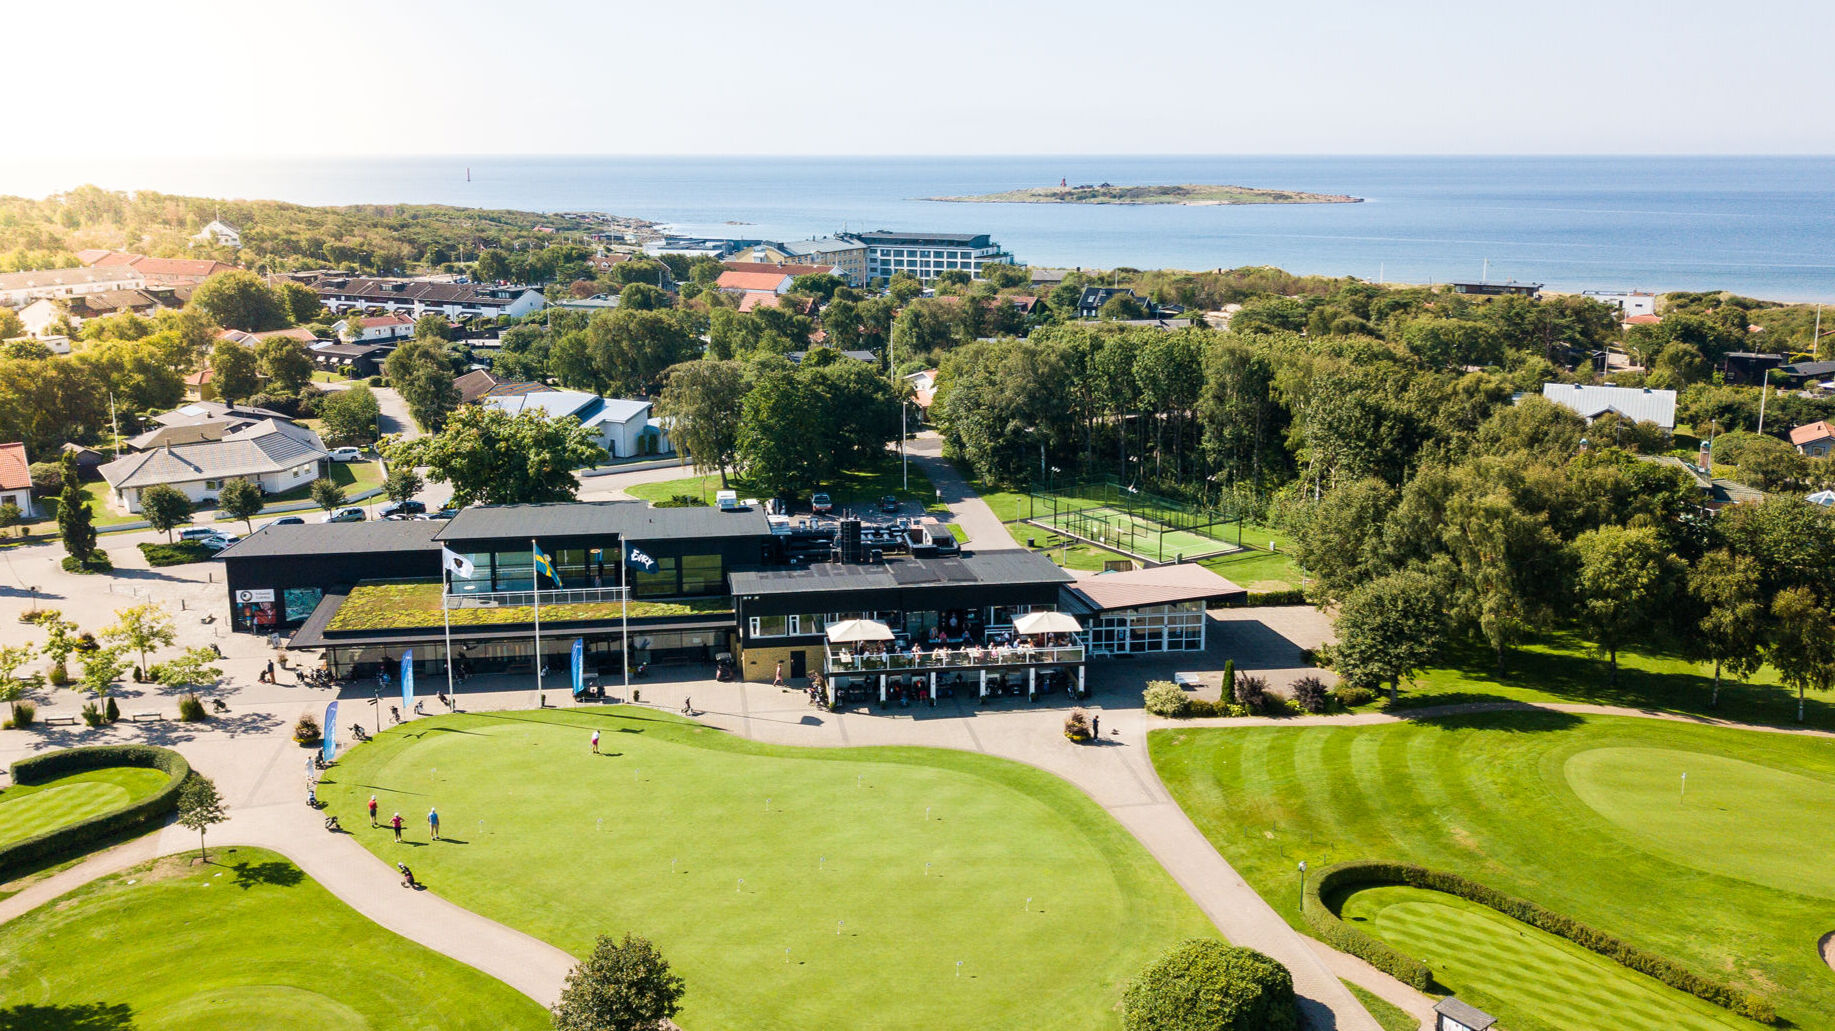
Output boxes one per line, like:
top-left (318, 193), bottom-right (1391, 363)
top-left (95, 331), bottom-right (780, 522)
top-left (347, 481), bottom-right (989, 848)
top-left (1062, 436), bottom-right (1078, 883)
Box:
top-left (923, 183), bottom-right (1363, 206)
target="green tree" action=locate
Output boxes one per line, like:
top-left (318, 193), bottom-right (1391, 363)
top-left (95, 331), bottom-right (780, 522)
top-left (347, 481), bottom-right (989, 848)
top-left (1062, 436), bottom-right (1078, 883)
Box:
top-left (887, 273), bottom-right (923, 305)
top-left (138, 484), bottom-right (193, 542)
top-left (188, 270), bottom-right (289, 331)
top-left (151, 646), bottom-right (223, 695)
top-left (217, 478), bottom-right (264, 532)
top-left (0, 501), bottom-right (20, 538)
top-left (616, 283), bottom-right (668, 312)
top-left (1099, 292), bottom-right (1148, 321)
top-left (551, 933), bottom-right (685, 1031)
top-left (309, 476), bottom-right (347, 513)
top-left (386, 404), bottom-right (606, 506)
top-left (0, 307), bottom-right (23, 340)
top-left (1287, 479), bottom-right (1397, 605)
top-left (1121, 939), bottom-right (1297, 1031)
top-left (39, 615), bottom-right (79, 686)
top-left (383, 467), bottom-right (424, 504)
top-left (102, 602), bottom-right (177, 677)
top-left (386, 337), bottom-right (460, 432)
top-left (0, 643), bottom-right (39, 723)
top-left (257, 337), bottom-right (314, 395)
top-left (177, 774), bottom-right (227, 862)
top-left (341, 313), bottom-right (367, 343)
top-left (74, 337), bottom-right (186, 413)
top-left (1686, 550), bottom-right (1767, 707)
top-left (277, 281), bottom-right (323, 324)
top-left (1442, 490), bottom-right (1563, 670)
top-left (1331, 569), bottom-right (1445, 701)
top-left (1571, 525), bottom-right (1681, 687)
top-left (736, 369), bottom-right (823, 496)
top-left (76, 644), bottom-right (129, 716)
top-left (1769, 587), bottom-right (1835, 722)
top-left (654, 360), bottom-right (748, 485)
top-left (318, 383), bottom-right (382, 445)
top-left (55, 452), bottom-right (97, 568)
top-left (209, 339), bottom-right (261, 404)
top-left (414, 313), bottom-right (453, 341)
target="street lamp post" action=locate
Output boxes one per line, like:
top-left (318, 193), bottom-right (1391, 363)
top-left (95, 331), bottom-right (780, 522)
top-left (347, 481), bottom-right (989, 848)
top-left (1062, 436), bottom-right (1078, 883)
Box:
top-left (1297, 860), bottom-right (1307, 913)
top-left (1756, 367), bottom-right (1776, 434)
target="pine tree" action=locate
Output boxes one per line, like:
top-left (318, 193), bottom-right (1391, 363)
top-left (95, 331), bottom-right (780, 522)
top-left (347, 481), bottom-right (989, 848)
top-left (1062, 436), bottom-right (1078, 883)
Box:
top-left (56, 453), bottom-right (97, 567)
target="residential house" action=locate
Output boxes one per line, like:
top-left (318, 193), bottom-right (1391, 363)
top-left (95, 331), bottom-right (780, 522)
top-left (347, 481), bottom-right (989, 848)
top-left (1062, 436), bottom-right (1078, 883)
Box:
top-left (483, 390), bottom-right (669, 459)
top-left (1076, 286), bottom-right (1152, 319)
top-left (315, 277), bottom-right (546, 319)
top-left (332, 313), bottom-right (416, 343)
top-left (60, 443), bottom-right (107, 478)
top-left (70, 288), bottom-right (160, 320)
top-left (905, 368), bottom-right (939, 418)
top-left (553, 293), bottom-right (622, 313)
top-left (454, 369), bottom-right (523, 404)
top-left (193, 220), bottom-right (242, 248)
top-left (98, 419), bottom-right (329, 513)
top-left (715, 270), bottom-right (796, 296)
top-left (14, 298), bottom-right (65, 337)
top-left (77, 251), bottom-right (236, 286)
top-left (0, 266), bottom-right (146, 308)
top-left (1776, 360), bottom-right (1835, 391)
top-left (1030, 268), bottom-right (1070, 288)
top-left (1640, 455), bottom-right (1764, 512)
top-left (851, 231), bottom-right (1012, 283)
top-left (310, 342), bottom-right (394, 379)
top-left (1539, 382), bottom-right (1677, 431)
top-left (1791, 421), bottom-right (1835, 458)
top-left (0, 442), bottom-right (35, 517)
top-left (1720, 352), bottom-right (1786, 386)
top-left (772, 239), bottom-right (868, 285)
top-left (1450, 280), bottom-right (1542, 297)
top-left (722, 260), bottom-right (843, 282)
top-left (588, 252), bottom-right (630, 274)
top-left (152, 401), bottom-right (293, 429)
top-left (1582, 290), bottom-right (1658, 318)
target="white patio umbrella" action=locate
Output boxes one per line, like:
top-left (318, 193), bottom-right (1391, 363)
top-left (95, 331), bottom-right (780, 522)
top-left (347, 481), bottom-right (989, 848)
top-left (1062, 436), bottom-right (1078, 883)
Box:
top-left (1013, 611), bottom-right (1083, 635)
top-left (826, 619), bottom-right (895, 644)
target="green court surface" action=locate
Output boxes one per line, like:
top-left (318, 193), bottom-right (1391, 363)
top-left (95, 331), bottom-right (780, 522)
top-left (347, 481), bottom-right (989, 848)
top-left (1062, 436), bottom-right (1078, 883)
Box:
top-left (0, 848), bottom-right (546, 1031)
top-left (1340, 886), bottom-right (1752, 1031)
top-left (1150, 712), bottom-right (1829, 1029)
top-left (0, 767), bottom-right (170, 847)
top-left (1029, 504), bottom-right (1235, 562)
top-left (320, 708), bottom-right (1212, 1031)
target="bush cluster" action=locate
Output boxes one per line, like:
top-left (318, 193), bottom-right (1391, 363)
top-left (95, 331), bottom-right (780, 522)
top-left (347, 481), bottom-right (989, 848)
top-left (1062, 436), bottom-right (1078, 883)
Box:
top-left (1, 745), bottom-right (191, 878)
top-left (294, 713), bottom-right (322, 744)
top-left (1303, 861), bottom-right (1778, 1025)
top-left (80, 702), bottom-right (103, 727)
top-left (2, 699), bottom-right (36, 728)
top-left (1224, 589), bottom-right (1308, 607)
top-left (1332, 684), bottom-right (1377, 707)
top-left (138, 541), bottom-right (217, 567)
top-left (1290, 675), bottom-right (1331, 714)
top-left (177, 694), bottom-right (207, 722)
top-left (653, 493), bottom-right (710, 509)
top-left (18, 608), bottom-right (60, 625)
top-left (1142, 680), bottom-right (1188, 717)
top-left (1064, 708), bottom-right (1093, 742)
top-left (1122, 938), bottom-right (1298, 1031)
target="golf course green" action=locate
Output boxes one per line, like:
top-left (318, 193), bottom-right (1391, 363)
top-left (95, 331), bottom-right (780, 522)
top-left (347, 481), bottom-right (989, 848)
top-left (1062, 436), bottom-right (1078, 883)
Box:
top-left (320, 708), bottom-right (1213, 1030)
top-left (1150, 711), bottom-right (1833, 1029)
top-left (0, 847), bottom-right (546, 1030)
top-left (0, 766), bottom-right (170, 847)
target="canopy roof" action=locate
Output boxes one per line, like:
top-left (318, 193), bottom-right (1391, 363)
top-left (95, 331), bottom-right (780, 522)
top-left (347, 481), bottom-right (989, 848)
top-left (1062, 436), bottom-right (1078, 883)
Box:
top-left (826, 618), bottom-right (894, 644)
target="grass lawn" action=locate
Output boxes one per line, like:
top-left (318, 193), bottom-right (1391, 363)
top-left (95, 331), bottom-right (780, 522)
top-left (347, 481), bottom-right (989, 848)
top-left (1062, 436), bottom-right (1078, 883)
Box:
top-left (628, 459), bottom-right (943, 513)
top-left (320, 708), bottom-right (1213, 1031)
top-left (1198, 523), bottom-right (1302, 593)
top-left (1340, 980), bottom-right (1416, 1031)
top-left (1379, 631), bottom-right (1835, 731)
top-left (258, 457), bottom-right (382, 508)
top-left (1341, 886), bottom-right (1751, 1031)
top-left (0, 847), bottom-right (546, 1031)
top-left (0, 767), bottom-right (170, 848)
top-left (1150, 712), bottom-right (1830, 1029)
top-left (327, 579), bottom-right (731, 632)
top-left (39, 481), bottom-right (139, 529)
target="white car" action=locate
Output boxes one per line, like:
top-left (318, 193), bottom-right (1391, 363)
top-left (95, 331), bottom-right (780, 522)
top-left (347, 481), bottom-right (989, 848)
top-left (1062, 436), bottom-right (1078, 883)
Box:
top-left (327, 447), bottom-right (364, 462)
top-left (197, 533), bottom-right (241, 551)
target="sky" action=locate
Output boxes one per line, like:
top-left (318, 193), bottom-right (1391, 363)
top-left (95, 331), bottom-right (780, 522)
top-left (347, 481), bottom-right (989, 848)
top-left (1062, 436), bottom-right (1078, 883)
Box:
top-left (6, 0), bottom-right (1832, 157)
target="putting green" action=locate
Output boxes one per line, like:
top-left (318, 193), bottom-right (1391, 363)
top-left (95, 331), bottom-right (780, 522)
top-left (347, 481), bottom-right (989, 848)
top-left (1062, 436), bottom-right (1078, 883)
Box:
top-left (321, 708), bottom-right (1212, 1031)
top-left (0, 767), bottom-right (170, 846)
top-left (0, 847), bottom-right (546, 1030)
top-left (1565, 747), bottom-right (1835, 898)
top-left (1341, 886), bottom-right (1752, 1031)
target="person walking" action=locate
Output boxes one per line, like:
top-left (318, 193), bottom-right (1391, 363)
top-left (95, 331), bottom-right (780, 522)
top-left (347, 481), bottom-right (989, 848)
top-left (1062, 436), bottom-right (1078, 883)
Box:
top-left (265, 659), bottom-right (276, 683)
top-left (427, 806), bottom-right (440, 841)
top-left (368, 795), bottom-right (379, 827)
top-left (390, 812), bottom-right (404, 843)
top-left (591, 729), bottom-right (600, 754)
top-left (1092, 714), bottom-right (1101, 740)
top-left (773, 661), bottom-right (784, 688)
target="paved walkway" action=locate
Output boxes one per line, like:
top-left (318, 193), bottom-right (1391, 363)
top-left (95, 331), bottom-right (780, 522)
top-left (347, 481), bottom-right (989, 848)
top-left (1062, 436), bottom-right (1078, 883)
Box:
top-left (905, 432), bottom-right (1015, 551)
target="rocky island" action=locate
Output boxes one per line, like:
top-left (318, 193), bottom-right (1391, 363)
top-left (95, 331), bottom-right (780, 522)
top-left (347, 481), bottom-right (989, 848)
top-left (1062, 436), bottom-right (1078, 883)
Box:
top-left (926, 183), bottom-right (1362, 205)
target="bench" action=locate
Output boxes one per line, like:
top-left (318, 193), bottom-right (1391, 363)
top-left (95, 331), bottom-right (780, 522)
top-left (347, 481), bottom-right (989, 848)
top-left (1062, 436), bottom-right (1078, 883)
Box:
top-left (131, 711), bottom-right (166, 722)
top-left (1173, 672), bottom-right (1204, 690)
top-left (42, 715), bottom-right (78, 726)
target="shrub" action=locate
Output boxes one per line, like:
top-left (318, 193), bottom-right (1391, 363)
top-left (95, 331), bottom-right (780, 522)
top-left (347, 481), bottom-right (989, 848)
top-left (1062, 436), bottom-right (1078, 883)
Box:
top-left (366, 376), bottom-right (385, 387)
top-left (10, 700), bottom-right (35, 727)
top-left (177, 694), bottom-right (207, 722)
top-left (48, 663), bottom-right (69, 686)
top-left (1, 745), bottom-right (191, 878)
top-left (653, 493), bottom-right (710, 508)
top-left (1332, 684), bottom-right (1377, 708)
top-left (1143, 680), bottom-right (1188, 717)
top-left (1221, 659), bottom-right (1235, 699)
top-left (1291, 676), bottom-right (1330, 714)
top-left (104, 697), bottom-right (120, 723)
top-left (1303, 861), bottom-right (1777, 1024)
top-left (293, 712), bottom-right (322, 744)
top-left (61, 552), bottom-right (114, 574)
top-left (1243, 589), bottom-right (1308, 607)
top-left (1064, 708), bottom-right (1092, 742)
top-left (1122, 938), bottom-right (1299, 1031)
top-left (138, 541), bottom-right (217, 567)
top-left (1186, 698), bottom-right (1221, 717)
top-left (18, 608), bottom-right (60, 625)
top-left (80, 703), bottom-right (103, 727)
top-left (1234, 674), bottom-right (1269, 714)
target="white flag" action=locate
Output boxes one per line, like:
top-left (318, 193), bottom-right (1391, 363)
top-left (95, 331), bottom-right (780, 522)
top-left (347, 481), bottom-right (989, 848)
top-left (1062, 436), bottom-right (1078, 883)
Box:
top-left (441, 547), bottom-right (476, 580)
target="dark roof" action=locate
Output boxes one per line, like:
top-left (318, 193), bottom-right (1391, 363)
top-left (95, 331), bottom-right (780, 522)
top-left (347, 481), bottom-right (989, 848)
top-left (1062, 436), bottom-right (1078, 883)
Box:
top-left (1780, 360), bottom-right (1835, 377)
top-left (787, 349), bottom-right (878, 365)
top-left (311, 342), bottom-right (393, 358)
top-left (853, 231), bottom-right (992, 247)
top-left (217, 519), bottom-right (445, 560)
top-left (1432, 998), bottom-right (1496, 1030)
top-left (436, 501), bottom-right (771, 544)
top-left (316, 277), bottom-right (541, 307)
top-left (729, 549), bottom-right (1072, 598)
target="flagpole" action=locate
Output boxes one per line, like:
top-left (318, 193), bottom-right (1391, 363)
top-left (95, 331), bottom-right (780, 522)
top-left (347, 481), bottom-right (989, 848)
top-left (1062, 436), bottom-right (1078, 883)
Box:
top-left (532, 538), bottom-right (543, 707)
top-left (621, 541), bottom-right (630, 699)
top-left (442, 565), bottom-right (454, 701)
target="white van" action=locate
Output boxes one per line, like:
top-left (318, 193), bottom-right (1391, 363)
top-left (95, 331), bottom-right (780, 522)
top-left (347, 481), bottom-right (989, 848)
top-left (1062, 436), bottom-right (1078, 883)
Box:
top-left (715, 490), bottom-right (740, 511)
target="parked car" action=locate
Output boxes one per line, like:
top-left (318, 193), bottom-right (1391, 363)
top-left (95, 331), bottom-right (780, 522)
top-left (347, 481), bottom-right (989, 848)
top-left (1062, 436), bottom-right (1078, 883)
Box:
top-left (378, 499), bottom-right (427, 518)
top-left (429, 507), bottom-right (460, 520)
top-left (178, 526), bottom-right (223, 541)
top-left (261, 516), bottom-right (306, 531)
top-left (327, 447), bottom-right (365, 462)
top-left (879, 495), bottom-right (899, 514)
top-left (811, 492), bottom-right (833, 514)
top-left (197, 533), bottom-right (241, 551)
top-left (321, 507), bottom-right (366, 523)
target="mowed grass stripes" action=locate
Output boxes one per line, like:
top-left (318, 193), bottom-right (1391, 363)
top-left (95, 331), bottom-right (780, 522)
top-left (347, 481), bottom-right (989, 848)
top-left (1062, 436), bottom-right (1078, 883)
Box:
top-left (1150, 712), bottom-right (1835, 1030)
top-left (0, 767), bottom-right (170, 847)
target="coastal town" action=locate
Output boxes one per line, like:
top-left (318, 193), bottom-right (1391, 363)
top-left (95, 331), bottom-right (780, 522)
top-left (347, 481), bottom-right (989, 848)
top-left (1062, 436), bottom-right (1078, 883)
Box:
top-left (1, 171), bottom-right (1833, 1031)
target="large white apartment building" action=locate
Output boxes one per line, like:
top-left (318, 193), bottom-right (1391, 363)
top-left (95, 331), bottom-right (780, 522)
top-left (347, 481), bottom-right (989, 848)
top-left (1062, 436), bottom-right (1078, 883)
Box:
top-left (850, 231), bottom-right (1013, 283)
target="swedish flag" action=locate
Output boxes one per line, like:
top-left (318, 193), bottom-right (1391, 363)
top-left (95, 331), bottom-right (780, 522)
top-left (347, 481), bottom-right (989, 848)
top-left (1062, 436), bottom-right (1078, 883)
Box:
top-left (533, 543), bottom-right (563, 588)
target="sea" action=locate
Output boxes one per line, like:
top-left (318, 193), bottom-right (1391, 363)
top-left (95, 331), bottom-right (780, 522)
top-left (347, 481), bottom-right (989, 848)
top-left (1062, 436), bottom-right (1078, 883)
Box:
top-left (6, 155), bottom-right (1834, 302)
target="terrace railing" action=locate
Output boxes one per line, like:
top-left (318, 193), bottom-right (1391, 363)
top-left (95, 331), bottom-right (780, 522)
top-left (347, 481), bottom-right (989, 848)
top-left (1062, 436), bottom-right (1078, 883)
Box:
top-left (826, 645), bottom-right (1084, 673)
top-left (443, 586), bottom-right (629, 610)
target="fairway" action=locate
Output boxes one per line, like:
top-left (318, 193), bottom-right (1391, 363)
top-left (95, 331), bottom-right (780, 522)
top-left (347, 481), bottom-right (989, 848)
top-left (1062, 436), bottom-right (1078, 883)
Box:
top-left (1150, 712), bottom-right (1832, 1029)
top-left (1340, 886), bottom-right (1752, 1031)
top-left (0, 848), bottom-right (546, 1031)
top-left (320, 708), bottom-right (1213, 1031)
top-left (0, 766), bottom-right (170, 847)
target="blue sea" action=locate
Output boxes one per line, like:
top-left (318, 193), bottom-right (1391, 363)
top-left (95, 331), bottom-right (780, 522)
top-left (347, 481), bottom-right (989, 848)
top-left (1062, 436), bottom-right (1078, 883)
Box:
top-left (7, 155), bottom-right (1834, 301)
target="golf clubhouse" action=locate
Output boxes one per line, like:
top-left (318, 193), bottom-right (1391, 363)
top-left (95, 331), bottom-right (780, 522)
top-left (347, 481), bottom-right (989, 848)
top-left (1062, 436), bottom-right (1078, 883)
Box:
top-left (217, 500), bottom-right (1245, 702)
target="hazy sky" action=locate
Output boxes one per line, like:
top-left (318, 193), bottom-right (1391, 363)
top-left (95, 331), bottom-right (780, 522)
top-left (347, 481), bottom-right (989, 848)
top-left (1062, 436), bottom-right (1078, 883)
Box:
top-left (12, 0), bottom-right (1833, 156)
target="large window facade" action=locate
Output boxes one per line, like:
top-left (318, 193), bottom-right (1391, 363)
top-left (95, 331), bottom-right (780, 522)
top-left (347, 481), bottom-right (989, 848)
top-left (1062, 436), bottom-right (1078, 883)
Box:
top-left (1086, 601), bottom-right (1205, 654)
top-left (447, 542), bottom-right (725, 598)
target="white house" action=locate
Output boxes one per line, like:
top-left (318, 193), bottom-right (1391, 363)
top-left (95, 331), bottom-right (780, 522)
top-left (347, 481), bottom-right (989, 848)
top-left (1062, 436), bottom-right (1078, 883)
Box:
top-left (333, 312), bottom-right (416, 342)
top-left (193, 220), bottom-right (242, 249)
top-left (14, 298), bottom-right (64, 338)
top-left (483, 391), bottom-right (669, 459)
top-left (0, 265), bottom-right (146, 309)
top-left (316, 277), bottom-right (546, 320)
top-left (1582, 290), bottom-right (1658, 319)
top-left (0, 442), bottom-right (36, 518)
top-left (97, 419), bottom-right (329, 514)
top-left (1539, 382), bottom-right (1677, 430)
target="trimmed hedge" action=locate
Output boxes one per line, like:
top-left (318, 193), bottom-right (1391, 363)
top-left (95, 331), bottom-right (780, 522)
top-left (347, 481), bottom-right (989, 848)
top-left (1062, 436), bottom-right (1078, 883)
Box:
top-left (1, 745), bottom-right (191, 878)
top-left (1303, 861), bottom-right (1778, 1025)
top-left (1223, 589), bottom-right (1309, 608)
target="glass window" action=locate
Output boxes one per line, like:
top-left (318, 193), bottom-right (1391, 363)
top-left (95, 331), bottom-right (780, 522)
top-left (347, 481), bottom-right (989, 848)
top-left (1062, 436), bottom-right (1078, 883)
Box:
top-left (756, 615), bottom-right (788, 637)
top-left (633, 556), bottom-right (679, 598)
top-left (680, 554), bottom-right (723, 595)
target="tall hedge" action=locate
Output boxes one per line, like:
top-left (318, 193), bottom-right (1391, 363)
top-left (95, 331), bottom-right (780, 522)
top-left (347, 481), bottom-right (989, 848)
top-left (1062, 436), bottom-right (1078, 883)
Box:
top-left (1302, 860), bottom-right (1777, 1025)
top-left (1, 745), bottom-right (191, 878)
